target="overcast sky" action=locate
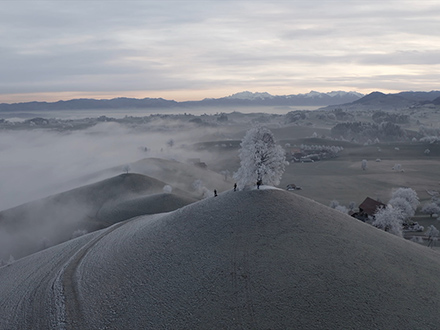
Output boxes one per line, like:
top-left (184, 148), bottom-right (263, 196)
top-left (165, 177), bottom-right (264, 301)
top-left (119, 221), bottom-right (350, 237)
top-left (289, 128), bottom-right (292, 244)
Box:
top-left (1, 0), bottom-right (440, 103)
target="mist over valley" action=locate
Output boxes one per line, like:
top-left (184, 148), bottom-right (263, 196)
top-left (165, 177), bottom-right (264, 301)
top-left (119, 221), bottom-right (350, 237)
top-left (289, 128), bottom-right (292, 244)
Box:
top-left (1, 90), bottom-right (440, 328)
top-left (3, 0), bottom-right (440, 326)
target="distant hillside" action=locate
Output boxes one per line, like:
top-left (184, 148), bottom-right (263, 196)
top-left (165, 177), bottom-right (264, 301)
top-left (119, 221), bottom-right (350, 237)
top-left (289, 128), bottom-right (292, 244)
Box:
top-left (68, 157), bottom-right (233, 198)
top-left (129, 157), bottom-right (232, 194)
top-left (0, 91), bottom-right (364, 111)
top-left (0, 97), bottom-right (178, 112)
top-left (323, 90), bottom-right (440, 110)
top-left (352, 91), bottom-right (413, 108)
top-left (2, 189), bottom-right (440, 328)
top-left (0, 173), bottom-right (196, 260)
top-left (397, 90), bottom-right (440, 102)
top-left (431, 96), bottom-right (440, 105)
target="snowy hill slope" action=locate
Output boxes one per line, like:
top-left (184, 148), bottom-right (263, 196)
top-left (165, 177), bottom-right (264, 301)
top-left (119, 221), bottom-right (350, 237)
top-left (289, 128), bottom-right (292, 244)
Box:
top-left (96, 192), bottom-right (196, 226)
top-left (65, 157), bottom-right (232, 199)
top-left (2, 189), bottom-right (440, 328)
top-left (0, 173), bottom-right (195, 260)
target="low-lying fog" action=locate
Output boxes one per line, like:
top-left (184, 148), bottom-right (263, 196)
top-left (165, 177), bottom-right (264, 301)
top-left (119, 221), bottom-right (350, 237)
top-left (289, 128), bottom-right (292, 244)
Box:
top-left (0, 105), bottom-right (318, 121)
top-left (0, 114), bottom-right (239, 211)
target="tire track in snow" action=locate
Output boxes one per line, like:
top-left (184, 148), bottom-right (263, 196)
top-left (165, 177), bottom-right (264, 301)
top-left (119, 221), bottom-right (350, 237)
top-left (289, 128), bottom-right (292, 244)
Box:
top-left (52, 220), bottom-right (129, 329)
top-left (230, 220), bottom-right (243, 327)
top-left (230, 209), bottom-right (257, 329)
top-left (242, 241), bottom-right (256, 327)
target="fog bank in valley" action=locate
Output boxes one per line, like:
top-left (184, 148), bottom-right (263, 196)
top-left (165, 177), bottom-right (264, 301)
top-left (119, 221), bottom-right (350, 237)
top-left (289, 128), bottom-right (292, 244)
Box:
top-left (0, 119), bottom-right (228, 211)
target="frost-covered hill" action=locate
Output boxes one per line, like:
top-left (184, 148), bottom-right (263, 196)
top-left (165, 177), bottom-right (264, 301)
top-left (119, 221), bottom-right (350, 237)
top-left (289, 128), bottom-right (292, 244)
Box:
top-left (68, 157), bottom-right (232, 199)
top-left (2, 189), bottom-right (440, 329)
top-left (0, 173), bottom-right (196, 260)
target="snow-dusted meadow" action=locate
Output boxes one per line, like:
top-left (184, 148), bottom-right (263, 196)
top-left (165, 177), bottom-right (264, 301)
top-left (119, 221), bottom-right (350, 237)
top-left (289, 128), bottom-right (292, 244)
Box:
top-left (3, 189), bottom-right (440, 328)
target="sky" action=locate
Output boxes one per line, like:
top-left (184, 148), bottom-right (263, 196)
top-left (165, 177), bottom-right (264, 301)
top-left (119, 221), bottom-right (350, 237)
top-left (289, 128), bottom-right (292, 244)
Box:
top-left (1, 0), bottom-right (440, 103)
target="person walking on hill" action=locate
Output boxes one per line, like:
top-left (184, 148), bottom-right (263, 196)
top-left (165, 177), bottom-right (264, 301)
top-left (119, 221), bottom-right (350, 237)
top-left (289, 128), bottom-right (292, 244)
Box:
top-left (234, 183), bottom-right (237, 191)
top-left (214, 189), bottom-right (217, 197)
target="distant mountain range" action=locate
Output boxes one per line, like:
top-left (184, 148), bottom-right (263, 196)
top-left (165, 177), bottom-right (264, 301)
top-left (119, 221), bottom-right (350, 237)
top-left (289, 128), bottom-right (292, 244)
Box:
top-left (192, 90), bottom-right (364, 107)
top-left (0, 91), bottom-right (363, 111)
top-left (1, 90), bottom-right (440, 112)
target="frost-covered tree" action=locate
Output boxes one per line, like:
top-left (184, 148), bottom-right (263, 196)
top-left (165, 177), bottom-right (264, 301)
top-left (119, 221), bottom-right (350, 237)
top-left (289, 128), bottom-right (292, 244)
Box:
top-left (373, 205), bottom-right (404, 237)
top-left (422, 202), bottom-right (440, 217)
top-left (329, 200), bottom-right (340, 209)
top-left (391, 188), bottom-right (419, 212)
top-left (425, 148), bottom-right (431, 155)
top-left (335, 205), bottom-right (349, 214)
top-left (410, 236), bottom-right (424, 244)
top-left (163, 185), bottom-right (173, 193)
top-left (389, 197), bottom-right (415, 219)
top-left (361, 159), bottom-right (368, 171)
top-left (426, 225), bottom-right (439, 247)
top-left (192, 179), bottom-right (211, 198)
top-left (234, 126), bottom-right (287, 190)
top-left (348, 201), bottom-right (356, 211)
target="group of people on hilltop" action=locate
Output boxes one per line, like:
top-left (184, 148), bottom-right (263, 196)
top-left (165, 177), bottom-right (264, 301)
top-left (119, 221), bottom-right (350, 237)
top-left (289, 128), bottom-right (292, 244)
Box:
top-left (214, 180), bottom-right (262, 196)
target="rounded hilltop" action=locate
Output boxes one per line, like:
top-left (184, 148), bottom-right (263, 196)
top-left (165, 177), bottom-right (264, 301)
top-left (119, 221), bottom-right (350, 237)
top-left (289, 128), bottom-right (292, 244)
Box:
top-left (2, 188), bottom-right (440, 329)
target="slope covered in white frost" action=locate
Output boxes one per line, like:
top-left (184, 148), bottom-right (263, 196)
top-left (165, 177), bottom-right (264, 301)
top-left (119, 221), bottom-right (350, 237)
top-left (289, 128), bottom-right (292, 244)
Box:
top-left (1, 189), bottom-right (440, 329)
top-left (0, 173), bottom-right (196, 261)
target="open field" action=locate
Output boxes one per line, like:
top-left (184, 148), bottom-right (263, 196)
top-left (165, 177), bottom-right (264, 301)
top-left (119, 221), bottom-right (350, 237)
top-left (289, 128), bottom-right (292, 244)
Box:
top-left (202, 132), bottom-right (440, 211)
top-left (281, 157), bottom-right (440, 206)
top-left (196, 109), bottom-right (440, 234)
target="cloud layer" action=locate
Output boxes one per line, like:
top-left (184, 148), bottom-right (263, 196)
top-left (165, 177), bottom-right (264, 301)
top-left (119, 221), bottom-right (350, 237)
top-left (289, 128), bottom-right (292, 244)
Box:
top-left (1, 1), bottom-right (440, 102)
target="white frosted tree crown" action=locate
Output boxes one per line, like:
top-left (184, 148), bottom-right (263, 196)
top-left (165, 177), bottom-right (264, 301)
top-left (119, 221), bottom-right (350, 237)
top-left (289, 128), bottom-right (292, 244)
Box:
top-left (234, 126), bottom-right (287, 190)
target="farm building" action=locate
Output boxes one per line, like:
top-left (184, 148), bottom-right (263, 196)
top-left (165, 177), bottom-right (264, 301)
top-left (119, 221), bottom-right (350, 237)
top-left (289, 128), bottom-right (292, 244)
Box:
top-left (351, 197), bottom-right (386, 222)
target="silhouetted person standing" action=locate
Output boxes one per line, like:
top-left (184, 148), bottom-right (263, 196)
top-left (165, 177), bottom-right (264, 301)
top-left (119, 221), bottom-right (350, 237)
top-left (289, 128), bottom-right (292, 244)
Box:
top-left (257, 179), bottom-right (262, 189)
top-left (214, 189), bottom-right (217, 197)
top-left (234, 183), bottom-right (237, 191)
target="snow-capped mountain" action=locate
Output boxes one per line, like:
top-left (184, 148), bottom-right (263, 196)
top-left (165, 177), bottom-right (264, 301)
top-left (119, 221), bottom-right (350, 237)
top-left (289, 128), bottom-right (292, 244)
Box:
top-left (225, 91), bottom-right (274, 100)
top-left (325, 90), bottom-right (364, 98)
top-left (211, 90), bottom-right (364, 106)
top-left (225, 90), bottom-right (363, 101)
